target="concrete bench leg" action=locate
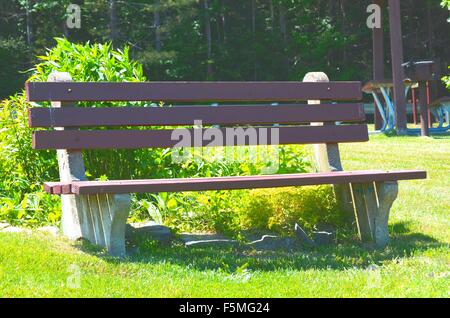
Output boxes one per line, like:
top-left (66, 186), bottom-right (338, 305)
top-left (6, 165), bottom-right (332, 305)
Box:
top-left (303, 72), bottom-right (355, 220)
top-left (61, 193), bottom-right (131, 257)
top-left (49, 72), bottom-right (131, 257)
top-left (350, 181), bottom-right (398, 248)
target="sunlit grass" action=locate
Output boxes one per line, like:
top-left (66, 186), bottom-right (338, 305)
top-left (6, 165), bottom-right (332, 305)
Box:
top-left (0, 134), bottom-right (449, 297)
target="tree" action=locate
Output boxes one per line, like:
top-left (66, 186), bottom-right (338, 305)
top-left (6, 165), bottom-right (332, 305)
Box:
top-left (108, 0), bottom-right (118, 46)
top-left (154, 0), bottom-right (161, 52)
top-left (203, 0), bottom-right (213, 78)
top-left (1, 0), bottom-right (450, 97)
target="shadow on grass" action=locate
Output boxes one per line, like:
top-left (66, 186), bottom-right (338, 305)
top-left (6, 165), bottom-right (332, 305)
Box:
top-left (431, 133), bottom-right (450, 139)
top-left (377, 131), bottom-right (450, 138)
top-left (78, 220), bottom-right (446, 273)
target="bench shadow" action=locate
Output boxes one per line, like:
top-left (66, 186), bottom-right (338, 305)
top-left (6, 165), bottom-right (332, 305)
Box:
top-left (431, 133), bottom-right (450, 139)
top-left (79, 221), bottom-right (446, 272)
top-left (377, 129), bottom-right (450, 138)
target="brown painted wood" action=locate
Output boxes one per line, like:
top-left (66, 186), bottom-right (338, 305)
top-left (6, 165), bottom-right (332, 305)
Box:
top-left (43, 170), bottom-right (427, 195)
top-left (388, 0), bottom-right (408, 133)
top-left (45, 182), bottom-right (61, 195)
top-left (28, 103), bottom-right (365, 128)
top-left (32, 124), bottom-right (369, 150)
top-left (25, 81), bottom-right (362, 102)
top-left (372, 0), bottom-right (385, 131)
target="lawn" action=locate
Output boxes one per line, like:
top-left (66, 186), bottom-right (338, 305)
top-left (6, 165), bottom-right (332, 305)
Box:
top-left (0, 134), bottom-right (449, 297)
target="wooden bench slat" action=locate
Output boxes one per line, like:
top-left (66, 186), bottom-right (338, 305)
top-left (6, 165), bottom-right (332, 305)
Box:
top-left (28, 103), bottom-right (365, 128)
top-left (43, 170), bottom-right (427, 195)
top-left (32, 125), bottom-right (369, 150)
top-left (26, 81), bottom-right (363, 102)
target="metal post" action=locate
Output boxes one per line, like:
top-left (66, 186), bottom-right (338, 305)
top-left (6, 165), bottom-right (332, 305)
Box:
top-left (372, 92), bottom-right (388, 131)
top-left (388, 0), bottom-right (407, 134)
top-left (426, 81), bottom-right (432, 128)
top-left (373, 0), bottom-right (385, 131)
top-left (419, 81), bottom-right (430, 137)
top-left (412, 88), bottom-right (417, 125)
top-left (303, 72), bottom-right (353, 219)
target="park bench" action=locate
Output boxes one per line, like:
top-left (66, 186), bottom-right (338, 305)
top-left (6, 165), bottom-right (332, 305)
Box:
top-left (26, 72), bottom-right (426, 257)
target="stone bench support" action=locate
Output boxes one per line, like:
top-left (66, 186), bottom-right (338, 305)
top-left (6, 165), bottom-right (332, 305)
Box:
top-left (304, 72), bottom-right (398, 247)
top-left (49, 72), bottom-right (131, 257)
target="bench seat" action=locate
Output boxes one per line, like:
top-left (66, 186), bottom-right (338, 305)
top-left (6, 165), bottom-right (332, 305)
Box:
top-left (44, 170), bottom-right (426, 195)
top-left (26, 74), bottom-right (427, 256)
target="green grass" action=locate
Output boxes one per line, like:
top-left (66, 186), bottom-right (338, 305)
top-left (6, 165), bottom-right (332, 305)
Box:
top-left (0, 134), bottom-right (449, 297)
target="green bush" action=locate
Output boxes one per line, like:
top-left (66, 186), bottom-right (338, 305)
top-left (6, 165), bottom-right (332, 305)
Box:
top-left (1, 38), bottom-right (146, 226)
top-left (237, 185), bottom-right (346, 235)
top-left (0, 38), bottom-right (322, 234)
top-left (130, 145), bottom-right (312, 235)
top-left (0, 38), bottom-right (29, 99)
top-left (132, 190), bottom-right (246, 236)
top-left (0, 39), bottom-right (145, 225)
top-left (0, 39), bottom-right (344, 233)
top-left (28, 38), bottom-right (144, 83)
top-left (0, 93), bottom-right (61, 225)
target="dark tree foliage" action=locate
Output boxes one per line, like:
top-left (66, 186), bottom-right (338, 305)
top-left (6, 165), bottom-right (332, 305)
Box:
top-left (1, 0), bottom-right (449, 99)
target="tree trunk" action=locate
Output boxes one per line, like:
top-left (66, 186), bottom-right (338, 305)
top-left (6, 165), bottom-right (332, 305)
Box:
top-left (279, 2), bottom-right (289, 78)
top-left (203, 0), bottom-right (213, 79)
top-left (269, 0), bottom-right (275, 32)
top-left (426, 0), bottom-right (434, 57)
top-left (63, 15), bottom-right (70, 39)
top-left (340, 0), bottom-right (348, 67)
top-left (252, 0), bottom-right (257, 80)
top-left (25, 0), bottom-right (33, 50)
top-left (154, 0), bottom-right (161, 52)
top-left (221, 0), bottom-right (227, 43)
top-left (109, 0), bottom-right (118, 46)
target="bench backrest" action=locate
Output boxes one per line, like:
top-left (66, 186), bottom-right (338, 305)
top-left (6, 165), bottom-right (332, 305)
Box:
top-left (26, 81), bottom-right (366, 150)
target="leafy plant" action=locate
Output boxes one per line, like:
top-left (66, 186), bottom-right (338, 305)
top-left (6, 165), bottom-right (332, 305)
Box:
top-left (0, 38), bottom-right (145, 226)
top-left (28, 38), bottom-right (144, 83)
top-left (1, 38), bottom-right (314, 234)
top-left (237, 185), bottom-right (346, 235)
